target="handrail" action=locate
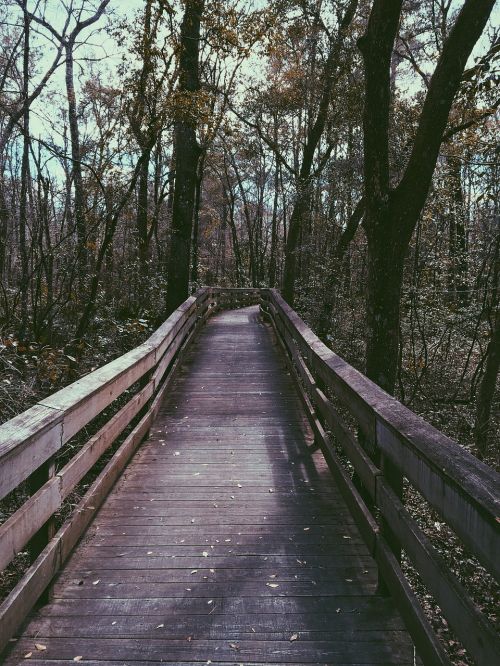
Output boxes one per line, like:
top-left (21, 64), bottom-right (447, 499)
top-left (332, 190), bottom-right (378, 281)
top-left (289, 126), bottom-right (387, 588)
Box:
top-left (0, 287), bottom-right (255, 654)
top-left (260, 289), bottom-right (499, 666)
top-left (0, 292), bottom-right (203, 500)
top-left (1, 287), bottom-right (498, 665)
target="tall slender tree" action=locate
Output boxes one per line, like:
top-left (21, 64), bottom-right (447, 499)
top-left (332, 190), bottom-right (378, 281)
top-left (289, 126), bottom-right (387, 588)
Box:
top-left (165, 0), bottom-right (205, 314)
top-left (20, 0), bottom-right (111, 269)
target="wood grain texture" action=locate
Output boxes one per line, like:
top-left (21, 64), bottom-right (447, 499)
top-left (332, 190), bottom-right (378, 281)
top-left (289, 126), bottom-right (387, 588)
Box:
top-left (267, 290), bottom-right (500, 584)
top-left (2, 306), bottom-right (414, 665)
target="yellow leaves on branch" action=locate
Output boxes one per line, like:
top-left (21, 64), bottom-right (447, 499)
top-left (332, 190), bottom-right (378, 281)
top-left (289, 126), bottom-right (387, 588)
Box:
top-left (168, 90), bottom-right (213, 125)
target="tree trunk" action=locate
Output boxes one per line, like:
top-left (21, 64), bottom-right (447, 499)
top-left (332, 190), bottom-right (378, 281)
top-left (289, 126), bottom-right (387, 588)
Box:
top-left (475, 307), bottom-right (500, 458)
top-left (65, 39), bottom-right (86, 269)
top-left (224, 181), bottom-right (243, 286)
top-left (165, 0), bottom-right (204, 315)
top-left (360, 0), bottom-right (495, 396)
top-left (190, 154), bottom-right (205, 286)
top-left (448, 155), bottom-right (468, 306)
top-left (0, 177), bottom-right (9, 283)
top-left (269, 161), bottom-right (280, 287)
top-left (283, 182), bottom-right (310, 304)
top-left (136, 147), bottom-right (150, 279)
top-left (365, 230), bottom-right (406, 394)
top-left (19, 4), bottom-right (31, 339)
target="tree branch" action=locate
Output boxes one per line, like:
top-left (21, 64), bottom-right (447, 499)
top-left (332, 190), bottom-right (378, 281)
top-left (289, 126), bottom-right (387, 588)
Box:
top-left (395, 0), bottom-right (496, 233)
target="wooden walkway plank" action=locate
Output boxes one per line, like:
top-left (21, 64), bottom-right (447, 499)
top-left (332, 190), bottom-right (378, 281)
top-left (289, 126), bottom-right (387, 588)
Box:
top-left (3, 306), bottom-right (415, 665)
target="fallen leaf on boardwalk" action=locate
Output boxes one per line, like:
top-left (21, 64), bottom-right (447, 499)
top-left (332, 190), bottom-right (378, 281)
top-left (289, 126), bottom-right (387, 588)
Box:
top-left (266, 583), bottom-right (279, 588)
top-left (73, 657), bottom-right (83, 662)
top-left (24, 653), bottom-right (32, 659)
top-left (290, 633), bottom-right (299, 642)
top-left (156, 624), bottom-right (164, 629)
top-left (202, 551), bottom-right (209, 557)
top-left (35, 644), bottom-right (47, 651)
top-left (92, 579), bottom-right (100, 585)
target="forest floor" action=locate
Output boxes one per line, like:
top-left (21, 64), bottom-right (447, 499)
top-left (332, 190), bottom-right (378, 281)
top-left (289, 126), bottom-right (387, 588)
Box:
top-left (0, 303), bottom-right (498, 666)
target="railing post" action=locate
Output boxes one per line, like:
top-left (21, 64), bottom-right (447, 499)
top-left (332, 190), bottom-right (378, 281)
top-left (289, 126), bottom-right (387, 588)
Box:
top-left (376, 418), bottom-right (403, 595)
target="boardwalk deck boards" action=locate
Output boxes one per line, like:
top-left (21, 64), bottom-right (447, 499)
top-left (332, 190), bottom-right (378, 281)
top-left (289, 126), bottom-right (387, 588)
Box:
top-left (3, 307), bottom-right (415, 665)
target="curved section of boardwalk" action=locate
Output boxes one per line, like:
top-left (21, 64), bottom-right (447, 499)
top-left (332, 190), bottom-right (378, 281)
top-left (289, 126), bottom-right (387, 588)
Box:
top-left (4, 306), bottom-right (414, 665)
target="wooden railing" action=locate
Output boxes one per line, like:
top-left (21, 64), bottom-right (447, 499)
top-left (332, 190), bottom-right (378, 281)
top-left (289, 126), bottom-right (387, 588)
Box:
top-left (0, 287), bottom-right (262, 653)
top-left (1, 287), bottom-right (498, 665)
top-left (260, 289), bottom-right (499, 666)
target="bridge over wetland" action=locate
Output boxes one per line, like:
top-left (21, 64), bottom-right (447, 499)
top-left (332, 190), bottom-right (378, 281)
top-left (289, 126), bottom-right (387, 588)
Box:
top-left (0, 288), bottom-right (498, 665)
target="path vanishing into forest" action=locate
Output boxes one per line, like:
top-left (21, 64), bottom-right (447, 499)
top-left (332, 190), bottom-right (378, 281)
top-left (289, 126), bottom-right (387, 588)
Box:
top-left (2, 306), bottom-right (415, 664)
top-left (1, 289), bottom-right (498, 666)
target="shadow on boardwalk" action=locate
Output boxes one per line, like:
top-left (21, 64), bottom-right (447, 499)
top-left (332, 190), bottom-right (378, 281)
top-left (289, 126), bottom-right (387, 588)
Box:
top-left (3, 307), bottom-right (415, 665)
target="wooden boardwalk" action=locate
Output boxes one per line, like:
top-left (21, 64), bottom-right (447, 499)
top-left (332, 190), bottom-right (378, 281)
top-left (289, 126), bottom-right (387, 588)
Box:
top-left (4, 306), bottom-right (415, 665)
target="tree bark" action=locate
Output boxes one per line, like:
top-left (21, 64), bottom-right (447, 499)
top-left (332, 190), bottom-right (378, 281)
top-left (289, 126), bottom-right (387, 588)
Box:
top-left (136, 147), bottom-right (151, 278)
top-left (19, 4), bottom-right (31, 339)
top-left (0, 175), bottom-right (9, 283)
top-left (448, 155), bottom-right (468, 305)
top-left (269, 159), bottom-right (280, 287)
top-left (165, 0), bottom-right (204, 314)
top-left (475, 235), bottom-right (499, 458)
top-left (65, 39), bottom-right (86, 269)
top-left (190, 153), bottom-right (205, 286)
